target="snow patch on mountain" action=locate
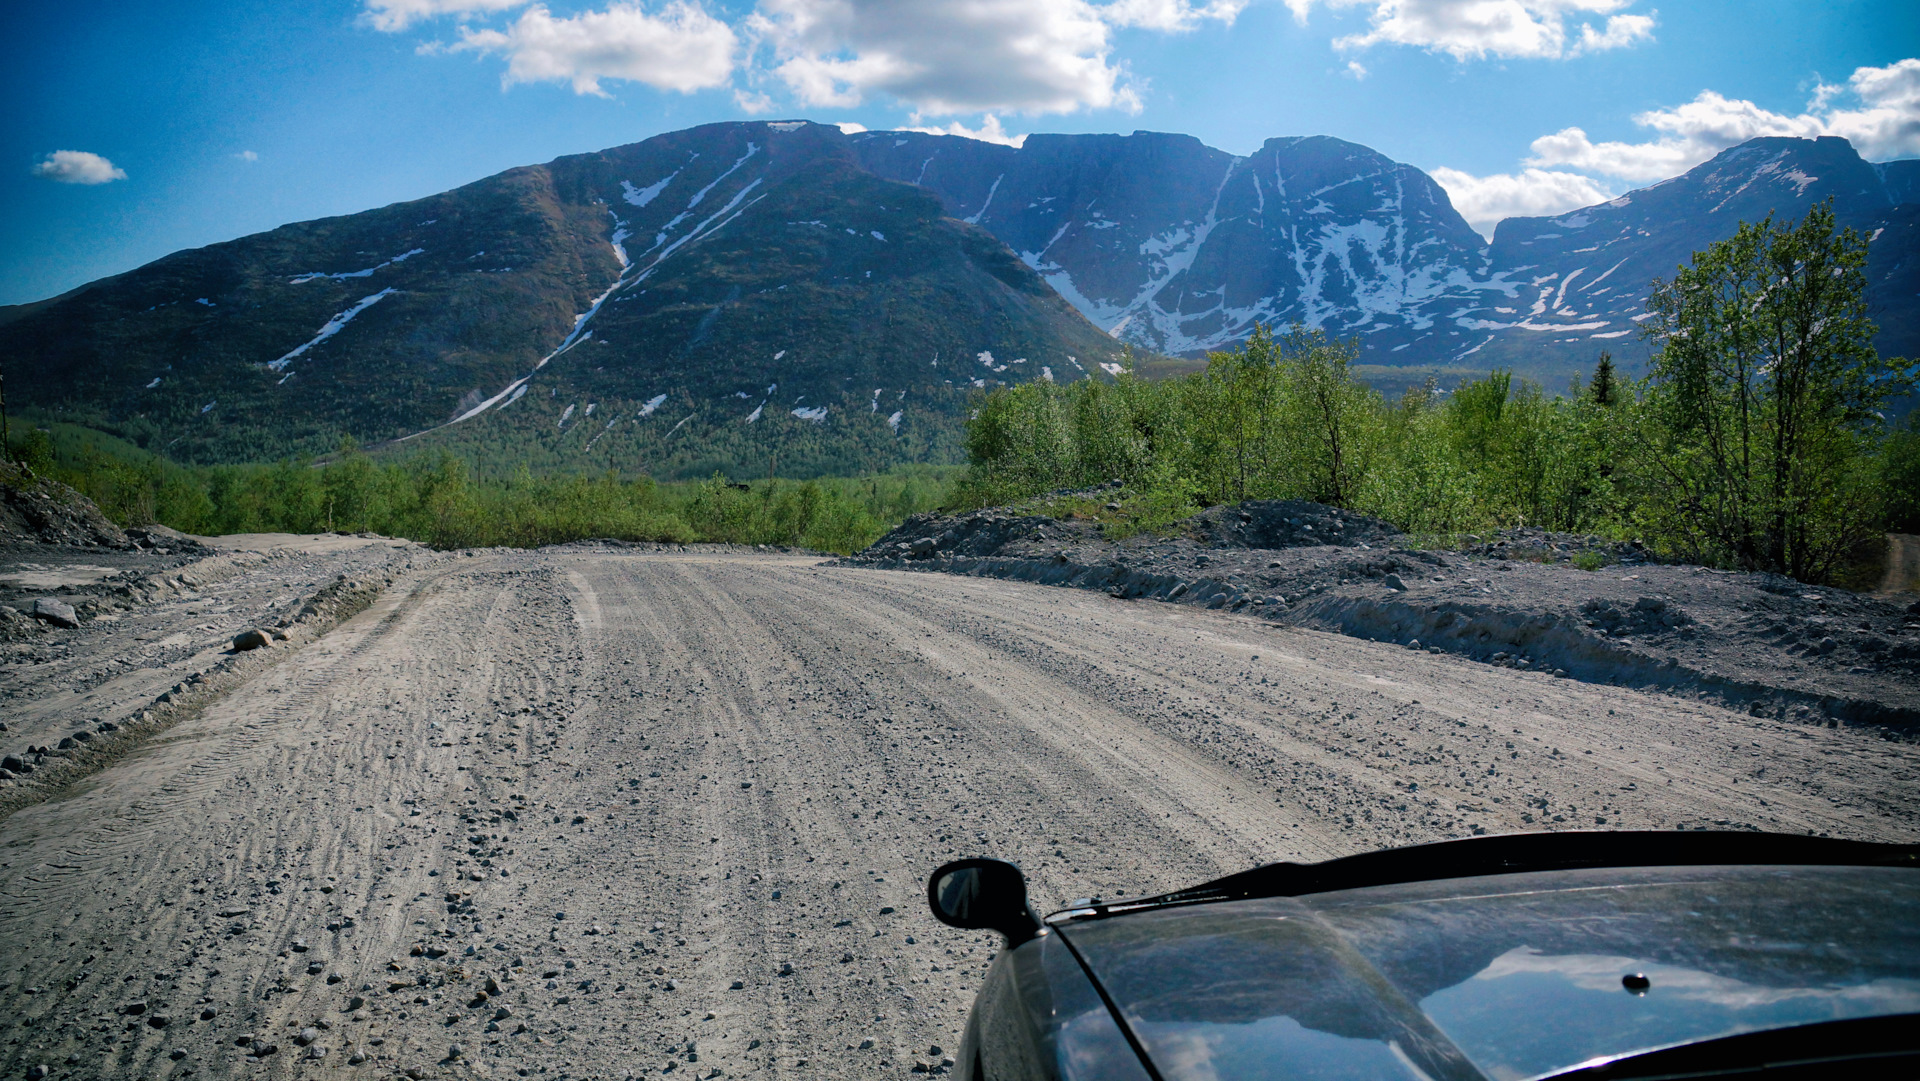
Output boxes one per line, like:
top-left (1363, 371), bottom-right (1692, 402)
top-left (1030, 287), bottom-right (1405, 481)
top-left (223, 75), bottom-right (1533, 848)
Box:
top-left (267, 288), bottom-right (397, 371)
top-left (622, 172), bottom-right (679, 207)
top-left (289, 249), bottom-right (423, 284)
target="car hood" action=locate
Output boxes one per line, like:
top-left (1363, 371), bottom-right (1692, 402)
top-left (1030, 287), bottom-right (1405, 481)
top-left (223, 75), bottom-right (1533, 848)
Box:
top-left (1056, 864), bottom-right (1920, 1081)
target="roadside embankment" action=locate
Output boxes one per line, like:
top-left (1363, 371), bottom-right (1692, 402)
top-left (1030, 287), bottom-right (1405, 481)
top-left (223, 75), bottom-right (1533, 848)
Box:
top-left (838, 500), bottom-right (1920, 731)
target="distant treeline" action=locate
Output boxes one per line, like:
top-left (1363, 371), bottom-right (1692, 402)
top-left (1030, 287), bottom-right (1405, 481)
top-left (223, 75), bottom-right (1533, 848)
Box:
top-left (960, 203), bottom-right (1919, 585)
top-left (3, 425), bottom-right (957, 555)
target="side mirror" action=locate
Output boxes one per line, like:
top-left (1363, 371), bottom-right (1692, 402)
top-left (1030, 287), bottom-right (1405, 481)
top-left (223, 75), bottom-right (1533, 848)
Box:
top-left (927, 858), bottom-right (1042, 945)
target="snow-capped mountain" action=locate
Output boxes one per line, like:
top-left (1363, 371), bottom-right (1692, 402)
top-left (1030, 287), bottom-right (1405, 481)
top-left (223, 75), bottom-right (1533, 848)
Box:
top-left (851, 130), bottom-right (1491, 358)
top-left (857, 130), bottom-right (1917, 389)
top-left (1, 121), bottom-right (1911, 474)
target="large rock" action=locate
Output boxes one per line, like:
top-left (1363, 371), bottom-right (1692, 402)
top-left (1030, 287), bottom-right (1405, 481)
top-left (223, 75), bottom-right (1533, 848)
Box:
top-left (31, 598), bottom-right (79, 628)
top-left (232, 628), bottom-right (274, 652)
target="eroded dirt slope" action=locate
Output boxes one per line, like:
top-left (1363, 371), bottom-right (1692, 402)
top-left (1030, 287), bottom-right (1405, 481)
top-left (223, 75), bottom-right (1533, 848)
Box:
top-left (1, 549), bottom-right (1916, 1081)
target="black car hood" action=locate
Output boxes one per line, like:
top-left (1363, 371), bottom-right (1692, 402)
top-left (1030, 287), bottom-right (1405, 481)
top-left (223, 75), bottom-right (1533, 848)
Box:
top-left (1056, 865), bottom-right (1920, 1081)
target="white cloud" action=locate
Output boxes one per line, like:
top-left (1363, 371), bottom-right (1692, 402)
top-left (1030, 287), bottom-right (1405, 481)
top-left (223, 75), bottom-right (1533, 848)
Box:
top-left (1430, 165), bottom-right (1612, 239)
top-left (30, 150), bottom-right (127, 185)
top-left (1344, 59), bottom-right (1368, 79)
top-left (1431, 57), bottom-right (1920, 238)
top-left (1524, 59), bottom-right (1920, 182)
top-left (748, 0), bottom-right (1211, 116)
top-left (733, 87), bottom-right (777, 112)
top-left (1824, 57), bottom-right (1920, 161)
top-left (234, 150), bottom-right (260, 162)
top-left (899, 113), bottom-right (1028, 146)
top-left (362, 0), bottom-right (528, 32)
top-left (1099, 0), bottom-right (1247, 31)
top-left (452, 2), bottom-right (737, 96)
top-left (1306, 0), bottom-right (1654, 61)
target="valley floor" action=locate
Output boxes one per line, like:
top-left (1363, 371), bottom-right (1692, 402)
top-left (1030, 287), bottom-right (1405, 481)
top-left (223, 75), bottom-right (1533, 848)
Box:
top-left (2, 547), bottom-right (1917, 1081)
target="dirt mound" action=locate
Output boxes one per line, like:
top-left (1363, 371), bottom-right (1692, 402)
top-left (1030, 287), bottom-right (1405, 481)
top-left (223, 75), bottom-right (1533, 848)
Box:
top-left (1189, 500), bottom-right (1402, 550)
top-left (844, 493), bottom-right (1920, 731)
top-left (1461, 525), bottom-right (1656, 567)
top-left (0, 461), bottom-right (130, 548)
top-left (860, 498), bottom-right (1393, 565)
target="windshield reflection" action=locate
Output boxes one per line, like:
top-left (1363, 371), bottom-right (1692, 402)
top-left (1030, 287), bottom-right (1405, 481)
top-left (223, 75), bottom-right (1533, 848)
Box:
top-left (1420, 946), bottom-right (1920, 1080)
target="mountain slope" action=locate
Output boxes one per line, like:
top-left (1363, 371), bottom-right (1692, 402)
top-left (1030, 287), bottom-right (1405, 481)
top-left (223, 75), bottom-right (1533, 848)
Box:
top-left (858, 130), bottom-right (1918, 390)
top-left (0, 121), bottom-right (1126, 475)
top-left (1477, 136), bottom-right (1918, 377)
top-left (852, 130), bottom-right (1489, 359)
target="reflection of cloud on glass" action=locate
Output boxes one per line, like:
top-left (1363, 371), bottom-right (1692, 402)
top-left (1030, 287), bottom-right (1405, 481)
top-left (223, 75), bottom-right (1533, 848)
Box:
top-left (1472, 947), bottom-right (1920, 1013)
top-left (1423, 947), bottom-right (1920, 1081)
top-left (1135, 1015), bottom-right (1430, 1081)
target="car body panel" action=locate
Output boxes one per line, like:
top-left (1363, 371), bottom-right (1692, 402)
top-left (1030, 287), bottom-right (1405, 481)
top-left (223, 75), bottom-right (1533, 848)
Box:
top-left (1057, 865), bottom-right (1920, 1081)
top-left (963, 929), bottom-right (1153, 1081)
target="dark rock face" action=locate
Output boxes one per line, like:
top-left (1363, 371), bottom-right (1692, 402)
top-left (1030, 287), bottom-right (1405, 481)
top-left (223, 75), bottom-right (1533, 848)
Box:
top-left (853, 131), bottom-right (1489, 362)
top-left (857, 131), bottom-right (1917, 393)
top-left (1187, 500), bottom-right (1402, 550)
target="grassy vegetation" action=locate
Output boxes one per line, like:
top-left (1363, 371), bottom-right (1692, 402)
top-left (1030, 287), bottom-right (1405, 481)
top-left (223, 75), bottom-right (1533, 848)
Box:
top-left (3, 423), bottom-right (958, 555)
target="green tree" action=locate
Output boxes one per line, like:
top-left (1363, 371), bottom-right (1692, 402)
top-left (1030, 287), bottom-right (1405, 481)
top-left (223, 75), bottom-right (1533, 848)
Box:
top-left (1590, 351), bottom-right (1619, 407)
top-left (1277, 327), bottom-right (1376, 508)
top-left (1636, 199), bottom-right (1915, 580)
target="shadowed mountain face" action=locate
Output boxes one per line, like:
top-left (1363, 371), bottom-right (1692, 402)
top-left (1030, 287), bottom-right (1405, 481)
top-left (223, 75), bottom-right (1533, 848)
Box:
top-left (854, 131), bottom-right (1917, 395)
top-left (851, 131), bottom-right (1491, 358)
top-left (1, 122), bottom-right (1912, 474)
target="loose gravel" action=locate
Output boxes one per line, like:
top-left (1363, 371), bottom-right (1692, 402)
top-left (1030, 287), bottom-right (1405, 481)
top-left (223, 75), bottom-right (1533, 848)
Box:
top-left (1, 545), bottom-right (1916, 1081)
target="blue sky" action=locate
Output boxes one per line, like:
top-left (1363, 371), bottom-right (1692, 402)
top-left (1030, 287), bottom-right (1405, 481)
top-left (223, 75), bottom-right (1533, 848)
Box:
top-left (6, 0), bottom-right (1916, 305)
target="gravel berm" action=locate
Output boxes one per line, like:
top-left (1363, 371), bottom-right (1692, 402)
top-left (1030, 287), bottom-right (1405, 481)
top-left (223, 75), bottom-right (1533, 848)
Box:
top-left (840, 497), bottom-right (1920, 729)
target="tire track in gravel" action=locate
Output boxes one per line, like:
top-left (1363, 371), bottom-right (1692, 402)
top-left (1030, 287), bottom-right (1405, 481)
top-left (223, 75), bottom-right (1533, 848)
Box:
top-left (2, 549), bottom-right (1915, 1081)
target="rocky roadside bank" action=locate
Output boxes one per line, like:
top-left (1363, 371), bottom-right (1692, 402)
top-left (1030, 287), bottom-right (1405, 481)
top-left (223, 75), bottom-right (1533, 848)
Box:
top-left (0, 535), bottom-right (463, 819)
top-left (837, 497), bottom-right (1920, 731)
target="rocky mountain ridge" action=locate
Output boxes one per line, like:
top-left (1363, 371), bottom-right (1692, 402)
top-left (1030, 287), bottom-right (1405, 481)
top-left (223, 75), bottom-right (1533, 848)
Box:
top-left (2, 122), bottom-right (1912, 475)
top-left (856, 130), bottom-right (1918, 391)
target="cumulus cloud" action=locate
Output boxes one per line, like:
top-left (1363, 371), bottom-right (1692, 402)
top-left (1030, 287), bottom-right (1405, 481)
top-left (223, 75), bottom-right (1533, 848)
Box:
top-left (30, 150), bottom-right (127, 185)
top-left (1100, 0), bottom-right (1248, 31)
top-left (1344, 59), bottom-right (1368, 79)
top-left (1525, 59), bottom-right (1920, 182)
top-left (746, 0), bottom-right (1238, 116)
top-left (1430, 166), bottom-right (1612, 239)
top-left (1300, 0), bottom-right (1655, 61)
top-left (1822, 57), bottom-right (1920, 160)
top-left (362, 0), bottom-right (528, 32)
top-left (451, 2), bottom-right (737, 96)
top-left (899, 113), bottom-right (1028, 146)
top-left (1431, 57), bottom-right (1920, 238)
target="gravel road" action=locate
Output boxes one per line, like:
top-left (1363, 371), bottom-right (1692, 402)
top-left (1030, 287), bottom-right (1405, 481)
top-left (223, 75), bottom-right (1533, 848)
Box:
top-left (3, 547), bottom-right (1917, 1081)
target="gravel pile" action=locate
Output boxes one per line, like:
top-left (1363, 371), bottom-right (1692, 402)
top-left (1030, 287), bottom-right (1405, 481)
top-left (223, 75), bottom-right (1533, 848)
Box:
top-left (1461, 525), bottom-right (1658, 566)
top-left (0, 461), bottom-right (131, 549)
top-left (841, 498), bottom-right (1920, 730)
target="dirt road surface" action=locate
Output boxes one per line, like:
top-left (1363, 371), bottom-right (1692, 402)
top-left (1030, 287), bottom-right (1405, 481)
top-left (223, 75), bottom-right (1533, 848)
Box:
top-left (4, 548), bottom-right (1917, 1081)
